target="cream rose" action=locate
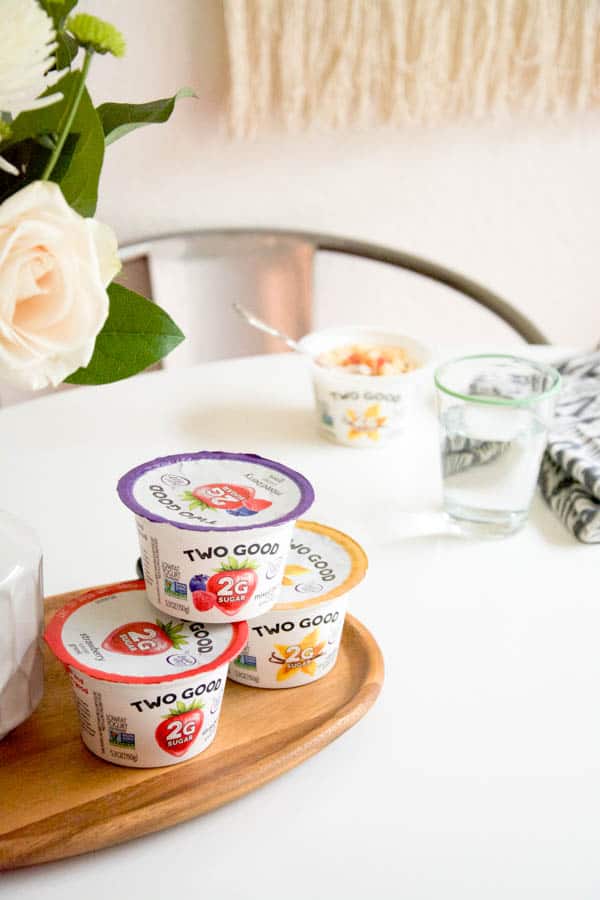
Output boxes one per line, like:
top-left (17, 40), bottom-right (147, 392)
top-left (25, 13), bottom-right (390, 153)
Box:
top-left (0, 181), bottom-right (120, 390)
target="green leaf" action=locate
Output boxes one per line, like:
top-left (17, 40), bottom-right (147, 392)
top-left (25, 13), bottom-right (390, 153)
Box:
top-left (217, 557), bottom-right (258, 572)
top-left (39, 0), bottom-right (79, 30)
top-left (7, 76), bottom-right (71, 145)
top-left (98, 87), bottom-right (195, 146)
top-left (6, 72), bottom-right (104, 215)
top-left (182, 491), bottom-right (210, 511)
top-left (55, 31), bottom-right (80, 70)
top-left (56, 86), bottom-right (104, 216)
top-left (65, 282), bottom-right (185, 385)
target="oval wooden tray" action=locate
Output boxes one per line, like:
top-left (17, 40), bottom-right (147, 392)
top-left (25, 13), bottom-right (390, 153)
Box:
top-left (0, 588), bottom-right (384, 870)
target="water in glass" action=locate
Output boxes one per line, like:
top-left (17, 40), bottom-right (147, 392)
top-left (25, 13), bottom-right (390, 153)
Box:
top-left (440, 403), bottom-right (547, 534)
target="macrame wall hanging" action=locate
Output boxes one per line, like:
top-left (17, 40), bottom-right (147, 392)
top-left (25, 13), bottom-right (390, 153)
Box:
top-left (223, 0), bottom-right (600, 135)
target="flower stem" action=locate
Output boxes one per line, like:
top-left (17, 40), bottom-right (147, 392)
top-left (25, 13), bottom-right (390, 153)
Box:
top-left (41, 49), bottom-right (94, 182)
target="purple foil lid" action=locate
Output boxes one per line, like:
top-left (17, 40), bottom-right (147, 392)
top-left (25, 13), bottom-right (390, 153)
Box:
top-left (117, 451), bottom-right (315, 532)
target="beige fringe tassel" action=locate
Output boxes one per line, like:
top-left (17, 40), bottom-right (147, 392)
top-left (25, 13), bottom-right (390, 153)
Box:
top-left (223, 0), bottom-right (600, 134)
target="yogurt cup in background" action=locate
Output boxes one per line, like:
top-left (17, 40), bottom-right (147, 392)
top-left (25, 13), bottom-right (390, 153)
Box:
top-left (44, 580), bottom-right (248, 768)
top-left (228, 521), bottom-right (367, 689)
top-left (297, 327), bottom-right (431, 448)
top-left (117, 452), bottom-right (315, 624)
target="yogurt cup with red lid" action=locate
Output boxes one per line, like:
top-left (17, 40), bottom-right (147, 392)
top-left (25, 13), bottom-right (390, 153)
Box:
top-left (228, 521), bottom-right (367, 689)
top-left (117, 452), bottom-right (315, 623)
top-left (44, 580), bottom-right (248, 767)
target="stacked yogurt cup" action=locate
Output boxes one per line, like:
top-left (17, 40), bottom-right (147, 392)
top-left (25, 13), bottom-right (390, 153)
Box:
top-left (115, 452), bottom-right (315, 625)
top-left (44, 580), bottom-right (248, 768)
top-left (45, 451), bottom-right (368, 768)
top-left (229, 520), bottom-right (367, 689)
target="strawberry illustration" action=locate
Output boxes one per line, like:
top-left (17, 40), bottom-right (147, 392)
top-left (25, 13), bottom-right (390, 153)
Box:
top-left (189, 574), bottom-right (216, 612)
top-left (155, 701), bottom-right (204, 757)
top-left (207, 557), bottom-right (259, 616)
top-left (182, 483), bottom-right (273, 517)
top-left (101, 620), bottom-right (187, 655)
top-left (243, 496), bottom-right (272, 513)
top-left (191, 483), bottom-right (254, 510)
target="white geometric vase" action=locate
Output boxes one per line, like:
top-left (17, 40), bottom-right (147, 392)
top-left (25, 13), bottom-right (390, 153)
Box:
top-left (0, 511), bottom-right (44, 740)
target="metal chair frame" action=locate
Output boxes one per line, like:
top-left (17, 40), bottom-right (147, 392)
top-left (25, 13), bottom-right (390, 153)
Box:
top-left (122, 228), bottom-right (548, 344)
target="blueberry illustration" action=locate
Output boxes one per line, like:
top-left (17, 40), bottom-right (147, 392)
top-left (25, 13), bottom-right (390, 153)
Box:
top-left (189, 573), bottom-right (209, 591)
top-left (227, 507), bottom-right (257, 517)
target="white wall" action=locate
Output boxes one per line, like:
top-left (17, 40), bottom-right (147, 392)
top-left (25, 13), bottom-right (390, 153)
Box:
top-left (82, 0), bottom-right (600, 347)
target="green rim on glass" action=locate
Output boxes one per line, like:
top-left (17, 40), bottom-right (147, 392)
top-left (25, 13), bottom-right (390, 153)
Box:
top-left (434, 354), bottom-right (561, 407)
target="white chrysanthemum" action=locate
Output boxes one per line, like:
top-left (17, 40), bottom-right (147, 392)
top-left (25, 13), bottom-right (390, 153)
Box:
top-left (0, 0), bottom-right (58, 117)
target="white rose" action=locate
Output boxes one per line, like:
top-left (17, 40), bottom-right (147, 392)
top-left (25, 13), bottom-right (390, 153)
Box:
top-left (0, 181), bottom-right (120, 390)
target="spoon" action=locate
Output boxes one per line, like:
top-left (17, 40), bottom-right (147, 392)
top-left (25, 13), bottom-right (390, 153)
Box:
top-left (232, 303), bottom-right (306, 354)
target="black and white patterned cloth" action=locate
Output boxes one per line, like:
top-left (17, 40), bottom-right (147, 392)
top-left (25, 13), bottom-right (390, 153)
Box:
top-left (539, 351), bottom-right (600, 543)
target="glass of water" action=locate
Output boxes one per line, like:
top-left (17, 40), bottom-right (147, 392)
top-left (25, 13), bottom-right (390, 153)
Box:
top-left (435, 355), bottom-right (560, 536)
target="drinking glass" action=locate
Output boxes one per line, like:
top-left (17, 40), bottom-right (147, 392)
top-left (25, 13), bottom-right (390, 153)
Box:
top-left (435, 355), bottom-right (560, 536)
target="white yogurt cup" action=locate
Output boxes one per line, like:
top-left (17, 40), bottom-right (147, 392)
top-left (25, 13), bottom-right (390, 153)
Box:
top-left (117, 452), bottom-right (315, 624)
top-left (44, 580), bottom-right (248, 768)
top-left (228, 521), bottom-right (367, 689)
top-left (297, 327), bottom-right (430, 447)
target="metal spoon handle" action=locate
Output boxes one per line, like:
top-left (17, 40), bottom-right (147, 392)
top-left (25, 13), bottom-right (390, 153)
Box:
top-left (232, 303), bottom-right (302, 353)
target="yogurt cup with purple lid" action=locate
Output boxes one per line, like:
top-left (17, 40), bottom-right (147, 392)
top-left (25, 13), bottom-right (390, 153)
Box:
top-left (44, 580), bottom-right (248, 768)
top-left (117, 451), bottom-right (315, 623)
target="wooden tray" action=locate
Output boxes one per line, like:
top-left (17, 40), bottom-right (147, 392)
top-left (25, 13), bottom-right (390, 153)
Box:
top-left (1, 588), bottom-right (384, 870)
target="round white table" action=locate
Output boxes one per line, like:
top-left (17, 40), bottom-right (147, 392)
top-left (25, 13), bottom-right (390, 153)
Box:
top-left (2, 350), bottom-right (598, 900)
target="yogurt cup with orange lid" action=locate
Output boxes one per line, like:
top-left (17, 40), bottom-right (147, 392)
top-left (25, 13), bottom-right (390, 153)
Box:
top-left (228, 521), bottom-right (367, 689)
top-left (44, 580), bottom-right (248, 767)
top-left (117, 451), bottom-right (315, 624)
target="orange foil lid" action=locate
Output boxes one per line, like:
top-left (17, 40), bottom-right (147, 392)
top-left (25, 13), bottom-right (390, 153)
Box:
top-left (275, 521), bottom-right (367, 610)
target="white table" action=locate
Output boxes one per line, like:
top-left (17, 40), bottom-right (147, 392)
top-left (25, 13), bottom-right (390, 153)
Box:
top-left (2, 350), bottom-right (599, 900)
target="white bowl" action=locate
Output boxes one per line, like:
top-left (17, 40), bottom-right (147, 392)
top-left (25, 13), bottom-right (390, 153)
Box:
top-left (0, 511), bottom-right (43, 740)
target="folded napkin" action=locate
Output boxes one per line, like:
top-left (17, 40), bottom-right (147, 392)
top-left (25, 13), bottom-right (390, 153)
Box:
top-left (539, 350), bottom-right (600, 543)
